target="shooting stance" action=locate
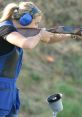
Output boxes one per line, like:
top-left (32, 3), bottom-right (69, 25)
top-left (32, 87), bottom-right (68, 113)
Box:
top-left (0, 1), bottom-right (77, 117)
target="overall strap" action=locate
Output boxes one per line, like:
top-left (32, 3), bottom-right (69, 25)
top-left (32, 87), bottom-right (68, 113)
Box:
top-left (0, 20), bottom-right (14, 27)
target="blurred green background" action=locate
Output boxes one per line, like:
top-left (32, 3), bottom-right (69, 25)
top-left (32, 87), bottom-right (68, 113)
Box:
top-left (1, 0), bottom-right (82, 117)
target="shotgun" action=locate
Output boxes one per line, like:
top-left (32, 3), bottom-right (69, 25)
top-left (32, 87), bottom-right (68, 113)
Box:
top-left (18, 26), bottom-right (82, 37)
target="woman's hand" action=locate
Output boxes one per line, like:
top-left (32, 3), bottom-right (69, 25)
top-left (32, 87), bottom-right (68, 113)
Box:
top-left (40, 28), bottom-right (54, 43)
top-left (71, 34), bottom-right (82, 40)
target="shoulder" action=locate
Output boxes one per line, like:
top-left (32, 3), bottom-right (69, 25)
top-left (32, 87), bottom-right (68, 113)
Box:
top-left (0, 20), bottom-right (17, 32)
top-left (0, 25), bottom-right (17, 37)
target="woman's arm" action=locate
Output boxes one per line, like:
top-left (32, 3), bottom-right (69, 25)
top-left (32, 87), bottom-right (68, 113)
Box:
top-left (45, 33), bottom-right (71, 44)
top-left (5, 28), bottom-right (73, 49)
top-left (5, 31), bottom-right (41, 49)
top-left (40, 30), bottom-right (72, 44)
top-left (5, 29), bottom-right (52, 49)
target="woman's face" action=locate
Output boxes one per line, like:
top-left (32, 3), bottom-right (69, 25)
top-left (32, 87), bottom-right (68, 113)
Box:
top-left (27, 15), bottom-right (42, 28)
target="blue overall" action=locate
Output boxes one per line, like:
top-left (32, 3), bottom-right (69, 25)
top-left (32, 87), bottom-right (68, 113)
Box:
top-left (0, 20), bottom-right (23, 116)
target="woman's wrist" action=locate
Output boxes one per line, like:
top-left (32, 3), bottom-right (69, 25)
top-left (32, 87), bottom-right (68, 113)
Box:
top-left (40, 28), bottom-right (51, 43)
top-left (37, 30), bottom-right (43, 40)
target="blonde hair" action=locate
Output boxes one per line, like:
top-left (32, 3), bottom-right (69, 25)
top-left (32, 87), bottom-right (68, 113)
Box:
top-left (0, 2), bottom-right (42, 23)
top-left (0, 3), bottom-right (18, 22)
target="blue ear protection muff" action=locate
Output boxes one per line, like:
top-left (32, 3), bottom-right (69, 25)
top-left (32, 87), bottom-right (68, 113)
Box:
top-left (13, 7), bottom-right (33, 26)
top-left (19, 13), bottom-right (33, 26)
top-left (13, 6), bottom-right (40, 26)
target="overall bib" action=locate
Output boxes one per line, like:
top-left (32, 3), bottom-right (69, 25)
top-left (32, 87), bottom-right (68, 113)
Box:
top-left (0, 20), bottom-right (23, 116)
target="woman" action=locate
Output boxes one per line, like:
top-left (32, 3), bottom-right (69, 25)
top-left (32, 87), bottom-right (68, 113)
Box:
top-left (0, 1), bottom-right (72, 117)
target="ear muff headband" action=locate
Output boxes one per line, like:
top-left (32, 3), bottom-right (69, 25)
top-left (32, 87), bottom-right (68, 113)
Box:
top-left (13, 5), bottom-right (41, 26)
top-left (13, 7), bottom-right (33, 26)
top-left (19, 6), bottom-right (40, 26)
